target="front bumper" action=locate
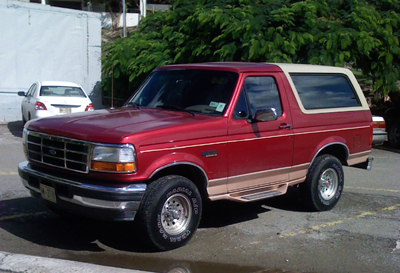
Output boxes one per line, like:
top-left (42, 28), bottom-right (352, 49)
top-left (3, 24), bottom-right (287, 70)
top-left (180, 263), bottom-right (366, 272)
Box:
top-left (18, 161), bottom-right (146, 221)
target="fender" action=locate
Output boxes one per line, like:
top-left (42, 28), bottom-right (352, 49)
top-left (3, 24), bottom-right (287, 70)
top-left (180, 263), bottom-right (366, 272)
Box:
top-left (310, 138), bottom-right (349, 168)
top-left (143, 152), bottom-right (209, 180)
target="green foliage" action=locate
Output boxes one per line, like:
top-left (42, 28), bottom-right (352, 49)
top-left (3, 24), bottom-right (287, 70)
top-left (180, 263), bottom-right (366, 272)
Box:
top-left (101, 0), bottom-right (400, 105)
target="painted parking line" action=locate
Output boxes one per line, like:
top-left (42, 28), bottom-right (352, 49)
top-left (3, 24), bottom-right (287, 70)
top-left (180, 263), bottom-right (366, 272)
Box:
top-left (279, 204), bottom-right (400, 238)
top-left (346, 186), bottom-right (400, 193)
top-left (0, 212), bottom-right (48, 221)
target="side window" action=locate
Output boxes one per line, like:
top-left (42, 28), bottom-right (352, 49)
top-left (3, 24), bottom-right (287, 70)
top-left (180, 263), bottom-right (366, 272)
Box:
top-left (233, 87), bottom-right (249, 119)
top-left (26, 84), bottom-right (36, 97)
top-left (234, 76), bottom-right (283, 119)
top-left (290, 74), bottom-right (361, 110)
top-left (32, 84), bottom-right (38, 97)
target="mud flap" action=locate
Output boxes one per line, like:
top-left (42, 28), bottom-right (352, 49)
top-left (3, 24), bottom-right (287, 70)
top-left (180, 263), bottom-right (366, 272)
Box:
top-left (352, 157), bottom-right (373, 171)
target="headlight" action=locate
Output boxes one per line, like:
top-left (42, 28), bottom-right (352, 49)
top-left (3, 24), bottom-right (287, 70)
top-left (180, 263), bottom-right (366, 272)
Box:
top-left (91, 145), bottom-right (136, 173)
top-left (22, 128), bottom-right (28, 159)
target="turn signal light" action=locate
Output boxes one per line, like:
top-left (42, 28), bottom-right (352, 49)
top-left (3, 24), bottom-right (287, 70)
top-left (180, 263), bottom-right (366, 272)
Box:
top-left (91, 161), bottom-right (136, 172)
top-left (369, 122), bottom-right (373, 146)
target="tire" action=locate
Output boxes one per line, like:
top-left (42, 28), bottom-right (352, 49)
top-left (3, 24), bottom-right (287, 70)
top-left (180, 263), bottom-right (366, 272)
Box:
top-left (22, 114), bottom-right (27, 125)
top-left (136, 175), bottom-right (202, 251)
top-left (388, 123), bottom-right (400, 148)
top-left (300, 154), bottom-right (344, 211)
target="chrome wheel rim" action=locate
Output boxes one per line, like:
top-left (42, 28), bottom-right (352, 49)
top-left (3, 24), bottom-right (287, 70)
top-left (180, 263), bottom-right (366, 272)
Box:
top-left (318, 168), bottom-right (338, 201)
top-left (161, 193), bottom-right (192, 235)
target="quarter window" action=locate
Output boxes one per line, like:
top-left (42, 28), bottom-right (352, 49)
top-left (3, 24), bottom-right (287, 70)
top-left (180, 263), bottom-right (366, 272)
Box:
top-left (290, 74), bottom-right (361, 110)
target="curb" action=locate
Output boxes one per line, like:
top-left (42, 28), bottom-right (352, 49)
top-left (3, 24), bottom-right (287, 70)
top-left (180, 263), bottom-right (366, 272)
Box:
top-left (0, 251), bottom-right (152, 273)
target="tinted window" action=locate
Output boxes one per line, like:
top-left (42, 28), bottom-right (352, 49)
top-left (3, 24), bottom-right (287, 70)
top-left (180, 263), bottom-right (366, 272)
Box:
top-left (40, 86), bottom-right (86, 97)
top-left (290, 74), bottom-right (361, 110)
top-left (129, 70), bottom-right (238, 116)
top-left (233, 87), bottom-right (249, 119)
top-left (246, 76), bottom-right (282, 117)
top-left (233, 76), bottom-right (282, 120)
top-left (27, 84), bottom-right (36, 97)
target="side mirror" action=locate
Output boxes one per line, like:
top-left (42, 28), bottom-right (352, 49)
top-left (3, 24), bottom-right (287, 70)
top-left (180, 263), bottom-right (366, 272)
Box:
top-left (17, 91), bottom-right (26, 97)
top-left (253, 108), bottom-right (278, 122)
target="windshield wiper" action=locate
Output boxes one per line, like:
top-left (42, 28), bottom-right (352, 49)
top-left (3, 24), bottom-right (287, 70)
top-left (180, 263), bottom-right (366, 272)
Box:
top-left (124, 102), bottom-right (141, 109)
top-left (156, 105), bottom-right (200, 116)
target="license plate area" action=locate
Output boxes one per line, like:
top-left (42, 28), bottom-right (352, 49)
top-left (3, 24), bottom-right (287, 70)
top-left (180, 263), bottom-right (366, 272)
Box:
top-left (60, 108), bottom-right (71, 114)
top-left (40, 184), bottom-right (56, 203)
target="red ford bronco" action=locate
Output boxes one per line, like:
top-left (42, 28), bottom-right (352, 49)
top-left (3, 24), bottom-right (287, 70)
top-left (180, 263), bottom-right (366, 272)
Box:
top-left (18, 62), bottom-right (373, 250)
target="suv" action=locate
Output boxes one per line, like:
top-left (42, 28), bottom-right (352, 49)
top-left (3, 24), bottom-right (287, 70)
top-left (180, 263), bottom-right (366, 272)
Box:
top-left (18, 62), bottom-right (373, 250)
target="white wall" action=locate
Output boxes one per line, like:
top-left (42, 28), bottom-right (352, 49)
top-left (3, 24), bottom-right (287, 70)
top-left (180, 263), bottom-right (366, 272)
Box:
top-left (0, 0), bottom-right (101, 122)
top-left (118, 12), bottom-right (140, 28)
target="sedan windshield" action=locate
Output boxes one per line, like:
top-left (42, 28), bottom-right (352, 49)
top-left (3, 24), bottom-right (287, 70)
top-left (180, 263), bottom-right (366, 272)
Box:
top-left (128, 69), bottom-right (239, 116)
top-left (40, 86), bottom-right (87, 98)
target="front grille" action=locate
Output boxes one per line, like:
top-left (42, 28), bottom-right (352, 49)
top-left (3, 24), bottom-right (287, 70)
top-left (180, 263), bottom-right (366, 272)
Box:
top-left (26, 132), bottom-right (91, 173)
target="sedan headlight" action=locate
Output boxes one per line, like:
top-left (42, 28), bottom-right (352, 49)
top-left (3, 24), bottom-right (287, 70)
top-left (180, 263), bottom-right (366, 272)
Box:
top-left (91, 145), bottom-right (136, 173)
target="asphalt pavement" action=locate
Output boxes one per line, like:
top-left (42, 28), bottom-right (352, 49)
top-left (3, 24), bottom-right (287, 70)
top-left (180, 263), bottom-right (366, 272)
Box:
top-left (0, 122), bottom-right (153, 273)
top-left (1, 121), bottom-right (399, 273)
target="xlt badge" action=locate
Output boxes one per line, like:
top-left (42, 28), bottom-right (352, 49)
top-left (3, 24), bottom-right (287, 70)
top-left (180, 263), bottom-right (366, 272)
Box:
top-left (201, 150), bottom-right (217, 158)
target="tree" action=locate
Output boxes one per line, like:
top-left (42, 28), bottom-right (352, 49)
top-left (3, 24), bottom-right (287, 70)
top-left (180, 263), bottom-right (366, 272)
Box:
top-left (101, 0), bottom-right (400, 105)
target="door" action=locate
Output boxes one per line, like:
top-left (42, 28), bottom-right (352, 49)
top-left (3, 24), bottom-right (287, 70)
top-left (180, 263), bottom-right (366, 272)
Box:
top-left (227, 74), bottom-right (294, 191)
top-left (23, 84), bottom-right (36, 120)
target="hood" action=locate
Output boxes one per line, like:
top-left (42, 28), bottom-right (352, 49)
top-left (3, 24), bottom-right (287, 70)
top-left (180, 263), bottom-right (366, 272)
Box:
top-left (26, 108), bottom-right (220, 143)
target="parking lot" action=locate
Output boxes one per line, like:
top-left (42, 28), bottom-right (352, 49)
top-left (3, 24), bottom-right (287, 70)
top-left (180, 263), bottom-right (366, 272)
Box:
top-left (0, 121), bottom-right (399, 273)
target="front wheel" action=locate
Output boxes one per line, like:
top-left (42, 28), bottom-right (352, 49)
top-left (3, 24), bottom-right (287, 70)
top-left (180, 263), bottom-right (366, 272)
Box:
top-left (300, 155), bottom-right (344, 211)
top-left (136, 175), bottom-right (202, 251)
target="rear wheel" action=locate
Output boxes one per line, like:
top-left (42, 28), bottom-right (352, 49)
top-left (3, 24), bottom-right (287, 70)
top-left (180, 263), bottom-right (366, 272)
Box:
top-left (136, 175), bottom-right (202, 251)
top-left (388, 123), bottom-right (400, 148)
top-left (300, 154), bottom-right (344, 211)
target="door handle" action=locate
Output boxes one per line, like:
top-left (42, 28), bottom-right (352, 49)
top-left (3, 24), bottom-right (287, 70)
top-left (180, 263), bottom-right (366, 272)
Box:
top-left (279, 124), bottom-right (292, 130)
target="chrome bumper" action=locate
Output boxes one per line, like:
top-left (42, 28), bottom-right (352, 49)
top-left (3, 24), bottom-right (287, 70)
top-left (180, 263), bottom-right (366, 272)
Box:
top-left (18, 161), bottom-right (146, 221)
top-left (372, 132), bottom-right (388, 145)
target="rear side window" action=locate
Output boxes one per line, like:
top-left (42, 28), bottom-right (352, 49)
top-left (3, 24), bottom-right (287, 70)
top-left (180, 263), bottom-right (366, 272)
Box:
top-left (290, 74), bottom-right (361, 110)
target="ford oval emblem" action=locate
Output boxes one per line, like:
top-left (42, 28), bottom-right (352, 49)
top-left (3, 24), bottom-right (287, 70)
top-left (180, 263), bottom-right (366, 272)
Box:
top-left (49, 149), bottom-right (57, 156)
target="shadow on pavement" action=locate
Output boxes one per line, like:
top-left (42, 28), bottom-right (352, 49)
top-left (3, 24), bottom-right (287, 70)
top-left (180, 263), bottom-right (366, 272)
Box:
top-left (7, 121), bottom-right (23, 138)
top-left (260, 186), bottom-right (310, 212)
top-left (0, 197), bottom-right (104, 252)
top-left (0, 188), bottom-right (309, 255)
top-left (0, 199), bottom-right (303, 272)
top-left (199, 187), bottom-right (308, 229)
top-left (373, 142), bottom-right (400, 154)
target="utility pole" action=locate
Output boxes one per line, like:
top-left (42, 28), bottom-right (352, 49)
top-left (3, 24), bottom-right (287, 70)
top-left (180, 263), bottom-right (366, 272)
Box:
top-left (122, 0), bottom-right (126, 37)
top-left (140, 0), bottom-right (147, 20)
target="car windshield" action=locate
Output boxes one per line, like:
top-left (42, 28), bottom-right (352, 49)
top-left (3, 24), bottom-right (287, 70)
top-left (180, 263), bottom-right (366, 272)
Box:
top-left (127, 69), bottom-right (239, 116)
top-left (40, 86), bottom-right (86, 97)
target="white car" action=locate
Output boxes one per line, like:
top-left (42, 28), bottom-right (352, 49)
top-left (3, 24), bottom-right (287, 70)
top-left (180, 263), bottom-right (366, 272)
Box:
top-left (372, 115), bottom-right (388, 145)
top-left (18, 81), bottom-right (94, 124)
